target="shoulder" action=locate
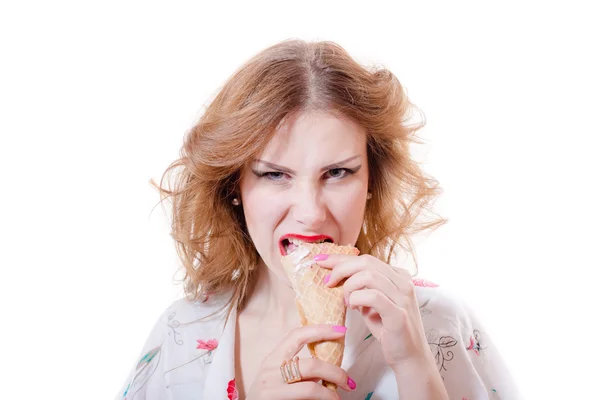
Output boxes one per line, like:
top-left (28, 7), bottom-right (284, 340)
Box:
top-left (412, 278), bottom-right (524, 398)
top-left (159, 290), bottom-right (234, 325)
top-left (117, 292), bottom-right (234, 399)
top-left (156, 291), bottom-right (233, 373)
top-left (413, 278), bottom-right (476, 332)
top-left (152, 291), bottom-right (235, 350)
top-left (116, 291), bottom-right (234, 399)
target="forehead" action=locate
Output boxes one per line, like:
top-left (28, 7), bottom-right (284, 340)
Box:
top-left (258, 110), bottom-right (367, 163)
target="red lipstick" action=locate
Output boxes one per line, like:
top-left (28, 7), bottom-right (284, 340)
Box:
top-left (278, 234), bottom-right (334, 255)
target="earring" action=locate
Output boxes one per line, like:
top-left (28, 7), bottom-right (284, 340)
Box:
top-left (366, 192), bottom-right (372, 200)
top-left (232, 198), bottom-right (240, 206)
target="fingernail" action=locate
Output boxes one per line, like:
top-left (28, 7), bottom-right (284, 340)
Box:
top-left (314, 253), bottom-right (328, 261)
top-left (332, 325), bottom-right (347, 333)
top-left (323, 274), bottom-right (331, 285)
top-left (347, 376), bottom-right (357, 390)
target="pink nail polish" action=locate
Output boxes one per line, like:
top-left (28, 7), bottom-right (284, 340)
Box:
top-left (323, 274), bottom-right (331, 285)
top-left (314, 253), bottom-right (328, 261)
top-left (347, 377), bottom-right (356, 390)
top-left (332, 325), bottom-right (347, 333)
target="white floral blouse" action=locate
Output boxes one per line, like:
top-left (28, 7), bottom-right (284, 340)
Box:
top-left (115, 279), bottom-right (522, 400)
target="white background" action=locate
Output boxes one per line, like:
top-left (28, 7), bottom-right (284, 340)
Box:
top-left (1, 1), bottom-right (598, 399)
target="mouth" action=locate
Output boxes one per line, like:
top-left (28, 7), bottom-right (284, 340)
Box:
top-left (279, 234), bottom-right (334, 256)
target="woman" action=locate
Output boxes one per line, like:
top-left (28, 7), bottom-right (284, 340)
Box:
top-left (117, 39), bottom-right (521, 399)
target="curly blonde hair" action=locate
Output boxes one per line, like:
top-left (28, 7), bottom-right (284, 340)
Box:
top-left (151, 39), bottom-right (447, 317)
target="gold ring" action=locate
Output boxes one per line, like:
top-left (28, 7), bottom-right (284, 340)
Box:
top-left (280, 356), bottom-right (302, 384)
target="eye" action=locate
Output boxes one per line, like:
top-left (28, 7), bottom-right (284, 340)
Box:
top-left (264, 172), bottom-right (285, 180)
top-left (253, 170), bottom-right (288, 181)
top-left (325, 168), bottom-right (352, 179)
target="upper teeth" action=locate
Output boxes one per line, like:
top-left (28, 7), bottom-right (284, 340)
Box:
top-left (288, 238), bottom-right (326, 245)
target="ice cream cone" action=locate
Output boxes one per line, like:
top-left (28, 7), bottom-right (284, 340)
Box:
top-left (281, 242), bottom-right (359, 391)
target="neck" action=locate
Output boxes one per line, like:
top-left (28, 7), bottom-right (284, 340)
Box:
top-left (240, 260), bottom-right (300, 329)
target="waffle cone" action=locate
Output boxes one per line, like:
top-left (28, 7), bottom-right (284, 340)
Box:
top-left (281, 242), bottom-right (360, 391)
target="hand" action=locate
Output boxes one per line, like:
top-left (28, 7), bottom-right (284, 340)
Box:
top-left (318, 254), bottom-right (433, 373)
top-left (245, 324), bottom-right (356, 400)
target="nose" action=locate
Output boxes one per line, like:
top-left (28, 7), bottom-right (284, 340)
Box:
top-left (291, 182), bottom-right (327, 228)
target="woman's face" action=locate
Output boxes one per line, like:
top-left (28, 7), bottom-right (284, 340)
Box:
top-left (239, 110), bottom-right (370, 285)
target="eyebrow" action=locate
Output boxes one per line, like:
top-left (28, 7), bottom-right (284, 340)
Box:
top-left (252, 155), bottom-right (362, 174)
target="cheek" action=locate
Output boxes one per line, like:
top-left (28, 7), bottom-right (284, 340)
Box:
top-left (339, 199), bottom-right (366, 225)
top-left (242, 189), bottom-right (282, 244)
top-left (330, 188), bottom-right (368, 242)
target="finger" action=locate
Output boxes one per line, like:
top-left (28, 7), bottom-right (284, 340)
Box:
top-left (323, 255), bottom-right (413, 293)
top-left (320, 255), bottom-right (392, 288)
top-left (292, 358), bottom-right (354, 392)
top-left (318, 255), bottom-right (368, 288)
top-left (268, 381), bottom-right (340, 400)
top-left (313, 253), bottom-right (354, 270)
top-left (272, 324), bottom-right (347, 361)
top-left (348, 288), bottom-right (405, 328)
top-left (342, 269), bottom-right (402, 306)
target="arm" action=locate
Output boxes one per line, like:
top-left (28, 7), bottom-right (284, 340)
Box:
top-left (393, 356), bottom-right (450, 400)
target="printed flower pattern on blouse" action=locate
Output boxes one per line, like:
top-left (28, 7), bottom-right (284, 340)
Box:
top-left (467, 330), bottom-right (483, 355)
top-left (115, 281), bottom-right (523, 399)
top-left (426, 329), bottom-right (458, 373)
top-left (122, 345), bottom-right (162, 399)
top-left (227, 378), bottom-right (239, 400)
top-left (197, 338), bottom-right (218, 364)
top-left (196, 338), bottom-right (218, 351)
